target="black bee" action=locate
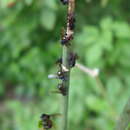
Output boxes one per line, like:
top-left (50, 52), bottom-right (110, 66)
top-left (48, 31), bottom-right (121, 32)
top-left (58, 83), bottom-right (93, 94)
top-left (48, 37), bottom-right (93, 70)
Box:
top-left (57, 83), bottom-right (67, 96)
top-left (61, 34), bottom-right (73, 45)
top-left (60, 0), bottom-right (68, 5)
top-left (68, 13), bottom-right (76, 30)
top-left (56, 58), bottom-right (62, 66)
top-left (56, 59), bottom-right (67, 80)
top-left (39, 113), bottom-right (61, 130)
top-left (61, 28), bottom-right (69, 45)
top-left (57, 69), bottom-right (67, 80)
top-left (68, 52), bottom-right (78, 68)
top-left (61, 28), bottom-right (73, 45)
top-left (39, 114), bottom-right (53, 130)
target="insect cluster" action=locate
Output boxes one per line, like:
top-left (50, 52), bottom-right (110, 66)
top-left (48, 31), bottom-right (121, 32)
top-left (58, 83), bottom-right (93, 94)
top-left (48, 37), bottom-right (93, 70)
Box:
top-left (60, 1), bottom-right (76, 46)
top-left (39, 0), bottom-right (77, 129)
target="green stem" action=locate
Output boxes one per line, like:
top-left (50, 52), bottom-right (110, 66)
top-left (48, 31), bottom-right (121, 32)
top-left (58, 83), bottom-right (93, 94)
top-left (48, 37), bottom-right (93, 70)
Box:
top-left (61, 46), bottom-right (71, 130)
top-left (60, 0), bottom-right (75, 129)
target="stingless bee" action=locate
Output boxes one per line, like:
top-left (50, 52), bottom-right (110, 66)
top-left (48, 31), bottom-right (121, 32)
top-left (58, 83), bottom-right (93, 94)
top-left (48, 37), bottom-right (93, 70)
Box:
top-left (61, 28), bottom-right (73, 46)
top-left (57, 83), bottom-right (67, 96)
top-left (68, 52), bottom-right (78, 68)
top-left (38, 113), bottom-right (61, 130)
top-left (67, 13), bottom-right (76, 30)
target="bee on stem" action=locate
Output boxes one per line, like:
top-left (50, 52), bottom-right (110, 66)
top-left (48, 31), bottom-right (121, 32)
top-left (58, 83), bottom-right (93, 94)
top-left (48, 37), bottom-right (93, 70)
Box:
top-left (68, 13), bottom-right (76, 30)
top-left (57, 83), bottom-right (67, 96)
top-left (68, 52), bottom-right (78, 68)
top-left (61, 28), bottom-right (73, 45)
top-left (56, 60), bottom-right (67, 81)
top-left (56, 58), bottom-right (62, 66)
top-left (57, 69), bottom-right (67, 81)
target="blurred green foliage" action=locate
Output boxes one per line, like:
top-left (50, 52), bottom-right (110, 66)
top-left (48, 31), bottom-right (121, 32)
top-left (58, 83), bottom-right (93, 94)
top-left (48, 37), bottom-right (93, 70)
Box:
top-left (0, 0), bottom-right (130, 130)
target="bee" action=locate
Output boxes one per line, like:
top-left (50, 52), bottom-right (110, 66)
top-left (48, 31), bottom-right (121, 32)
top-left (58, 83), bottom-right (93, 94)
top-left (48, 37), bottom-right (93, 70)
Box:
top-left (61, 34), bottom-right (73, 45)
top-left (57, 70), bottom-right (66, 80)
top-left (55, 58), bottom-right (62, 66)
top-left (57, 83), bottom-right (67, 96)
top-left (68, 13), bottom-right (76, 30)
top-left (38, 113), bottom-right (61, 130)
top-left (61, 29), bottom-right (73, 45)
top-left (60, 0), bottom-right (68, 5)
top-left (57, 61), bottom-right (67, 81)
top-left (68, 52), bottom-right (78, 68)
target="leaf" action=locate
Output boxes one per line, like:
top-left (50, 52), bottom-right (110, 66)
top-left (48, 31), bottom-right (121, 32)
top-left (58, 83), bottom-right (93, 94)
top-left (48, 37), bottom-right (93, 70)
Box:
top-left (85, 43), bottom-right (103, 67)
top-left (41, 8), bottom-right (56, 30)
top-left (100, 17), bottom-right (113, 30)
top-left (25, 0), bottom-right (33, 5)
top-left (106, 76), bottom-right (123, 103)
top-left (44, 0), bottom-right (57, 11)
top-left (113, 22), bottom-right (130, 39)
top-left (86, 95), bottom-right (108, 112)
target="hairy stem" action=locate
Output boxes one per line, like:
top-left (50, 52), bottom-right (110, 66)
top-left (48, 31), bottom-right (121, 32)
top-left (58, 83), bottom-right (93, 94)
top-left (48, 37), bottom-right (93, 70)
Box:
top-left (61, 0), bottom-right (75, 130)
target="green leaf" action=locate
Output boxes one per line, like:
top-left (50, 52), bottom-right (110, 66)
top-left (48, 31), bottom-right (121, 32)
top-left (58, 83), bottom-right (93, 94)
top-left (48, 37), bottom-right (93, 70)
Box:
top-left (113, 22), bottom-right (130, 39)
top-left (100, 17), bottom-right (113, 30)
top-left (86, 95), bottom-right (108, 112)
top-left (41, 9), bottom-right (56, 30)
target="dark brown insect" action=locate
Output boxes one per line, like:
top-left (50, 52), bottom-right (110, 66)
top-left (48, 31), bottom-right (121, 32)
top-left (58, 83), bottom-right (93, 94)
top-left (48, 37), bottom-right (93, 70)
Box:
top-left (61, 34), bottom-right (73, 45)
top-left (60, 0), bottom-right (68, 5)
top-left (57, 83), bottom-right (67, 96)
top-left (61, 28), bottom-right (72, 45)
top-left (40, 114), bottom-right (53, 130)
top-left (68, 52), bottom-right (78, 68)
top-left (56, 58), bottom-right (62, 65)
top-left (56, 60), bottom-right (67, 80)
top-left (68, 13), bottom-right (76, 30)
top-left (57, 69), bottom-right (67, 80)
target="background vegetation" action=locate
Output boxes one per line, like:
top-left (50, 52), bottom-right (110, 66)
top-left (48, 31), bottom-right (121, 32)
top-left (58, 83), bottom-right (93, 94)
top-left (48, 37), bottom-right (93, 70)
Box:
top-left (0, 0), bottom-right (130, 130)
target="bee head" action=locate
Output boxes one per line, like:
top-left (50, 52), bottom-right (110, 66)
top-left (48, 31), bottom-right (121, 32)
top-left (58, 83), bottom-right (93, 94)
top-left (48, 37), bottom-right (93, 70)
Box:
top-left (40, 114), bottom-right (50, 120)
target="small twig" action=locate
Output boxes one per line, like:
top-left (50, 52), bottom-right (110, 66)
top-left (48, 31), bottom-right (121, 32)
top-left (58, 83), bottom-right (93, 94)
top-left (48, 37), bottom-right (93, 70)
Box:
top-left (76, 63), bottom-right (99, 77)
top-left (76, 62), bottom-right (117, 120)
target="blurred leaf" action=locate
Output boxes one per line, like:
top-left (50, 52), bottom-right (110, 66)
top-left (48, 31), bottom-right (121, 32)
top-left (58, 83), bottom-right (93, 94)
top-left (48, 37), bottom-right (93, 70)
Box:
top-left (86, 95), bottom-right (108, 112)
top-left (41, 9), bottom-right (56, 30)
top-left (113, 22), bottom-right (130, 39)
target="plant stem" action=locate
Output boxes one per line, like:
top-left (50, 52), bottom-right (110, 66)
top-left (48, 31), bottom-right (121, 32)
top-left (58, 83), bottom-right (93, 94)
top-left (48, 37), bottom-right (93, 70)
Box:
top-left (61, 46), bottom-right (71, 130)
top-left (61, 0), bottom-right (75, 130)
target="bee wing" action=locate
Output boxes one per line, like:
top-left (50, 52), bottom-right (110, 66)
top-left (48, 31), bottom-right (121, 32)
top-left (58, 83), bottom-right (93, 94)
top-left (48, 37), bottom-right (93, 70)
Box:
top-left (51, 113), bottom-right (62, 118)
